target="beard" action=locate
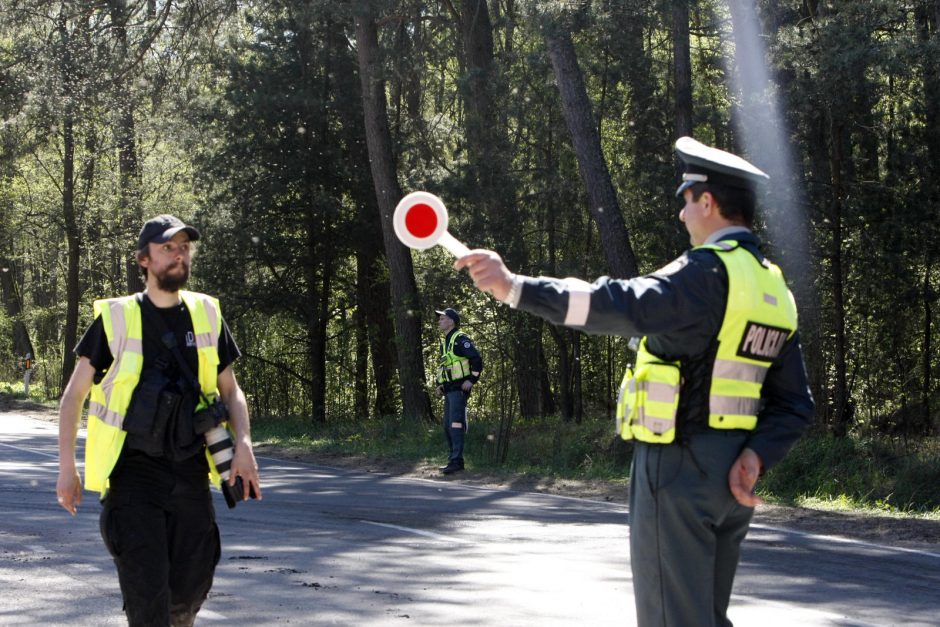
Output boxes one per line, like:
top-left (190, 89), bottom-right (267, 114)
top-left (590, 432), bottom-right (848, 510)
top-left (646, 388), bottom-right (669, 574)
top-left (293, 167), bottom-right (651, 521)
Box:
top-left (154, 262), bottom-right (190, 292)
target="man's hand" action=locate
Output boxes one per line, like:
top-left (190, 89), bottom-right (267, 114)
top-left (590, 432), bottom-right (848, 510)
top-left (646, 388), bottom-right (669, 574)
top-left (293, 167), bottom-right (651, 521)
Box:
top-left (218, 366), bottom-right (262, 502)
top-left (230, 443), bottom-right (262, 501)
top-left (56, 466), bottom-right (82, 515)
top-left (460, 380), bottom-right (473, 392)
top-left (454, 250), bottom-right (513, 301)
top-left (728, 447), bottom-right (764, 507)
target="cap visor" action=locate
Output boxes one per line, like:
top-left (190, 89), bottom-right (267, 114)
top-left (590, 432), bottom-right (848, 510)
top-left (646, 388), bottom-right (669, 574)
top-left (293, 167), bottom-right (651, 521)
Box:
top-left (160, 225), bottom-right (201, 242)
top-left (675, 180), bottom-right (697, 197)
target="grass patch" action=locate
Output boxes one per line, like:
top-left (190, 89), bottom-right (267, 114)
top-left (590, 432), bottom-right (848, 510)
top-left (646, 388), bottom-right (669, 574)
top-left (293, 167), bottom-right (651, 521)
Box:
top-left (0, 380), bottom-right (58, 408)
top-left (252, 414), bottom-right (442, 462)
top-left (252, 412), bottom-right (633, 482)
top-left (761, 434), bottom-right (940, 516)
top-left (253, 413), bottom-right (940, 516)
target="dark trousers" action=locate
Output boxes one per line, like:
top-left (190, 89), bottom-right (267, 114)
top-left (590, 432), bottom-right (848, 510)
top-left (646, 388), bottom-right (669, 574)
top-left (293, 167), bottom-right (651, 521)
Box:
top-left (443, 390), bottom-right (468, 464)
top-left (100, 490), bottom-right (220, 627)
top-left (629, 432), bottom-right (754, 627)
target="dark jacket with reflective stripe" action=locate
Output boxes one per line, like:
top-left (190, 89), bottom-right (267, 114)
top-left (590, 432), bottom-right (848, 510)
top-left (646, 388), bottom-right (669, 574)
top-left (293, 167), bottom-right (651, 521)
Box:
top-left (515, 230), bottom-right (814, 470)
top-left (440, 329), bottom-right (483, 393)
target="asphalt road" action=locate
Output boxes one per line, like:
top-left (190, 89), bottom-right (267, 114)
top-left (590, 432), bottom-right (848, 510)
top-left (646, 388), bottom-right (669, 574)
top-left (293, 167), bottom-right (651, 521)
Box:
top-left (1, 412), bottom-right (938, 626)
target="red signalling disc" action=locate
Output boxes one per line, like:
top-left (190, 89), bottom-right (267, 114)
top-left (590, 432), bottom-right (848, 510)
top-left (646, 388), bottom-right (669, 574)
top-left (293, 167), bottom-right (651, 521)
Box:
top-left (404, 203), bottom-right (438, 238)
top-left (393, 191), bottom-right (449, 250)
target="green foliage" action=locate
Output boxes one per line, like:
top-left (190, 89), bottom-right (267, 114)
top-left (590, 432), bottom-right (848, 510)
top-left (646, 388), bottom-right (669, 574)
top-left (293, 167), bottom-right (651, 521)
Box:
top-left (0, 1), bottom-right (936, 440)
top-left (0, 378), bottom-right (56, 405)
top-left (761, 434), bottom-right (940, 514)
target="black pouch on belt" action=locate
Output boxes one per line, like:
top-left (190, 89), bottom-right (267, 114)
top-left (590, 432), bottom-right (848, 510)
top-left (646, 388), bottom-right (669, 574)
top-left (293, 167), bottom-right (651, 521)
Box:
top-left (124, 367), bottom-right (178, 455)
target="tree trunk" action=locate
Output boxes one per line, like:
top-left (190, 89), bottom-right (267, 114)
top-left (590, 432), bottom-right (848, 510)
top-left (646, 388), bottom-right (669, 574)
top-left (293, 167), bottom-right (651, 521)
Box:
top-left (919, 1), bottom-right (940, 172)
top-left (828, 118), bottom-right (851, 437)
top-left (58, 12), bottom-right (80, 392)
top-left (107, 0), bottom-right (143, 293)
top-left (921, 0), bottom-right (940, 432)
top-left (0, 258), bottom-right (34, 360)
top-left (61, 113), bottom-right (80, 391)
top-left (923, 251), bottom-right (934, 433)
top-left (305, 219), bottom-right (329, 423)
top-left (613, 1), bottom-right (671, 201)
top-left (573, 331), bottom-right (583, 424)
top-left (352, 294), bottom-right (370, 420)
top-left (672, 0), bottom-right (693, 139)
top-left (362, 254), bottom-right (398, 418)
top-left (457, 0), bottom-right (546, 418)
top-left (326, 18), bottom-right (398, 419)
top-left (544, 25), bottom-right (638, 279)
top-left (354, 7), bottom-right (433, 423)
top-left (548, 325), bottom-right (574, 421)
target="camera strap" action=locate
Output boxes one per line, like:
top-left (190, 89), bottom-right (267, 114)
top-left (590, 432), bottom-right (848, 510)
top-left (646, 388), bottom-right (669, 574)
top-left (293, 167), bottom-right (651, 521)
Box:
top-left (136, 293), bottom-right (211, 407)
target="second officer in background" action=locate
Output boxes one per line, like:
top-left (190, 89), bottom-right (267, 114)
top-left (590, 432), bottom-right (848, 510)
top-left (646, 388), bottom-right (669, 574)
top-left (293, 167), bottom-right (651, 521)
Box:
top-left (435, 307), bottom-right (482, 474)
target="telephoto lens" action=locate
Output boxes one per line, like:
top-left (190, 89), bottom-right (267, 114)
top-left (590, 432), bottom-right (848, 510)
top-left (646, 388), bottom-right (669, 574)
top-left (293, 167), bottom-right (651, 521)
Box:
top-left (205, 425), bottom-right (239, 508)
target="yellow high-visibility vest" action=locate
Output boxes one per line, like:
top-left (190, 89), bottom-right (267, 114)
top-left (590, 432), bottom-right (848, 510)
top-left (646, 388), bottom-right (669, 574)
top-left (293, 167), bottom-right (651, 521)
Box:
top-left (438, 331), bottom-right (472, 384)
top-left (617, 241), bottom-right (797, 443)
top-left (84, 290), bottom-right (225, 494)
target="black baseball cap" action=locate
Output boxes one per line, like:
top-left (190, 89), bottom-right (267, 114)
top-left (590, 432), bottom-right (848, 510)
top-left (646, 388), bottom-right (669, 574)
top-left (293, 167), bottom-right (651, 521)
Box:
top-left (435, 308), bottom-right (460, 326)
top-left (136, 214), bottom-right (201, 250)
top-left (674, 136), bottom-right (769, 197)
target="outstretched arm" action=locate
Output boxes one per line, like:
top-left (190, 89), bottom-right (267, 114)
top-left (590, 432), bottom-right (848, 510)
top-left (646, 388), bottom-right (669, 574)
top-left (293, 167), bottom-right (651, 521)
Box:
top-left (455, 249), bottom-right (721, 342)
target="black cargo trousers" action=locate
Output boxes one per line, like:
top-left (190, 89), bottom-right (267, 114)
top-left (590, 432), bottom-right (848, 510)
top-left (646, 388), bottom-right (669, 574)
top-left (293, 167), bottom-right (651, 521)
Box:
top-left (100, 484), bottom-right (220, 627)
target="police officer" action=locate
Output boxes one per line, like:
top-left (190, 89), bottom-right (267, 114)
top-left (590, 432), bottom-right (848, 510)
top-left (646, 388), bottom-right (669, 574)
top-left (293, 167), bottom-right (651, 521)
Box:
top-left (455, 137), bottom-right (815, 626)
top-left (57, 214), bottom-right (262, 626)
top-left (435, 307), bottom-right (482, 474)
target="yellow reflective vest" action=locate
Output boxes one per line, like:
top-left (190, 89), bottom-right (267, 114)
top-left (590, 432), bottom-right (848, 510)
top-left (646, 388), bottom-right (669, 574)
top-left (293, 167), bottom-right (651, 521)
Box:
top-left (84, 290), bottom-right (225, 495)
top-left (617, 241), bottom-right (797, 443)
top-left (438, 331), bottom-right (472, 384)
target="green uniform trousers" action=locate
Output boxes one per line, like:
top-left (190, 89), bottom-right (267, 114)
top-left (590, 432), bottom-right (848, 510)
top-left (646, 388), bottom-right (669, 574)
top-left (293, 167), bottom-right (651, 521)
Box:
top-left (629, 431), bottom-right (754, 627)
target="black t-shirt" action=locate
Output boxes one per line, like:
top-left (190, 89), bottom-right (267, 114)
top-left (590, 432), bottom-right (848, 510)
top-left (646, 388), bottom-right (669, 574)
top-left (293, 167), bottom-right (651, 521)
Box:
top-left (75, 294), bottom-right (242, 499)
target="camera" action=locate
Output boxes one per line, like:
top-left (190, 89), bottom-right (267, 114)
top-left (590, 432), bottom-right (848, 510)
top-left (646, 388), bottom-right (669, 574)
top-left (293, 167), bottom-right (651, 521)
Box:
top-left (193, 398), bottom-right (228, 435)
top-left (205, 425), bottom-right (257, 509)
top-left (222, 475), bottom-right (258, 509)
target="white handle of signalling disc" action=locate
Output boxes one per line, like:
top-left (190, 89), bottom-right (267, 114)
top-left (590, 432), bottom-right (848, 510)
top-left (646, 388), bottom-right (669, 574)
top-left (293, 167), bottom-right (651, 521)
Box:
top-left (438, 232), bottom-right (471, 258)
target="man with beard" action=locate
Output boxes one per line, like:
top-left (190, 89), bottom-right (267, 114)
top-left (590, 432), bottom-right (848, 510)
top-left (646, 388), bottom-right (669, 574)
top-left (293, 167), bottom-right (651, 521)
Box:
top-left (57, 214), bottom-right (262, 626)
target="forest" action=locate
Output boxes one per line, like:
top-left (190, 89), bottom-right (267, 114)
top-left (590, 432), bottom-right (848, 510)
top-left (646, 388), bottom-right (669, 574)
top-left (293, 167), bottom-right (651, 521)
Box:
top-left (0, 0), bottom-right (936, 453)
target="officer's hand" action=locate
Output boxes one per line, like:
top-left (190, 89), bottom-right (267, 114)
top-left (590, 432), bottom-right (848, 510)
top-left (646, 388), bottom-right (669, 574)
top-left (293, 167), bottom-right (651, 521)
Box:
top-left (460, 380), bottom-right (473, 393)
top-left (728, 447), bottom-right (764, 507)
top-left (436, 385), bottom-right (445, 397)
top-left (454, 250), bottom-right (513, 302)
top-left (230, 444), bottom-right (263, 502)
top-left (56, 467), bottom-right (83, 515)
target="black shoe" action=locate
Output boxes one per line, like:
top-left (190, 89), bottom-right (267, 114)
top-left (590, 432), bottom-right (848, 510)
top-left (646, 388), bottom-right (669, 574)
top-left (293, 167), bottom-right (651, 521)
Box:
top-left (441, 462), bottom-right (464, 475)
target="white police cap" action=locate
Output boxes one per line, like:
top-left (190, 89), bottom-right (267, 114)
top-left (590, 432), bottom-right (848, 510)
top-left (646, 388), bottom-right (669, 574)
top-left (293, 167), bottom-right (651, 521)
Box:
top-left (675, 136), bottom-right (769, 197)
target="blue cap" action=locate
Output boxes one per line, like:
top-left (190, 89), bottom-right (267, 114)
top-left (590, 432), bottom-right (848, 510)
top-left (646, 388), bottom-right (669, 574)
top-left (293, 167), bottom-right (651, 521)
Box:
top-left (435, 308), bottom-right (460, 326)
top-left (137, 214), bottom-right (200, 250)
top-left (675, 137), bottom-right (769, 197)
